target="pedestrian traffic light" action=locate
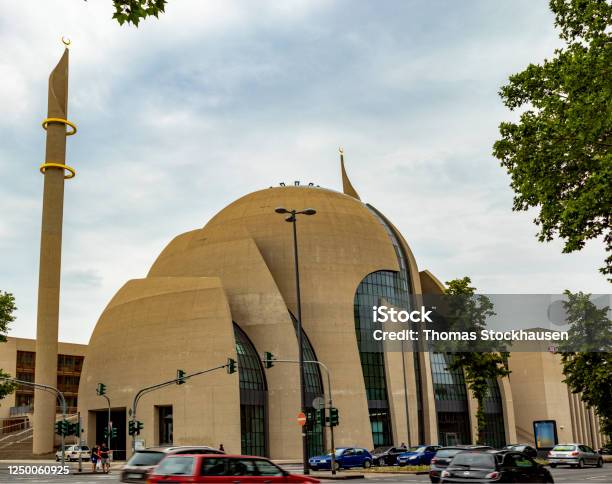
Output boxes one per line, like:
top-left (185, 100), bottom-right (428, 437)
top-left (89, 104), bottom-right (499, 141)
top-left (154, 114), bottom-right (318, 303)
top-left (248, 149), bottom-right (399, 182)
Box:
top-left (111, 426), bottom-right (117, 439)
top-left (128, 420), bottom-right (136, 436)
top-left (176, 369), bottom-right (186, 385)
top-left (305, 408), bottom-right (316, 429)
top-left (96, 383), bottom-right (106, 396)
top-left (329, 407), bottom-right (339, 427)
top-left (136, 420), bottom-right (143, 434)
top-left (263, 351), bottom-right (275, 369)
top-left (227, 357), bottom-right (237, 374)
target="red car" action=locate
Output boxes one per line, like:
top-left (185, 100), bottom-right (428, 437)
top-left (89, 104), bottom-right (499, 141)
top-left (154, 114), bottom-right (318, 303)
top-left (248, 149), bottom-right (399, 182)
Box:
top-left (146, 454), bottom-right (320, 483)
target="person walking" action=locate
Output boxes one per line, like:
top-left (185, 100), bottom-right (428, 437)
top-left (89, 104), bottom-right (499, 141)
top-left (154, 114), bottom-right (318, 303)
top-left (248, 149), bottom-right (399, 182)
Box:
top-left (219, 443), bottom-right (225, 452)
top-left (91, 443), bottom-right (99, 472)
top-left (100, 442), bottom-right (110, 473)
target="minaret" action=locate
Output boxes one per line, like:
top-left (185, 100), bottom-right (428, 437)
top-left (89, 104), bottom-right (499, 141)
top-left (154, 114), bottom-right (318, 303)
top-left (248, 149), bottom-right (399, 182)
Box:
top-left (339, 147), bottom-right (361, 200)
top-left (33, 44), bottom-right (77, 455)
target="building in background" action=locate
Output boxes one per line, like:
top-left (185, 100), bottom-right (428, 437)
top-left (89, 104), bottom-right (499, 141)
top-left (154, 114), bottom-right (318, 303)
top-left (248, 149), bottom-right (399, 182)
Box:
top-left (0, 337), bottom-right (86, 432)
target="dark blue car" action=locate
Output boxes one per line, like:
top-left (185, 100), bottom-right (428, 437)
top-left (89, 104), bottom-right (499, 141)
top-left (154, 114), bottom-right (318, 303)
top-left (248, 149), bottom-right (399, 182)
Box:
top-left (397, 445), bottom-right (441, 466)
top-left (309, 447), bottom-right (373, 470)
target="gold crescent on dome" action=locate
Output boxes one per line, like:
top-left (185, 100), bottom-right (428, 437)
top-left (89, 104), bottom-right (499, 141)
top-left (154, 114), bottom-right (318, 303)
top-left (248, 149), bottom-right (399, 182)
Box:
top-left (61, 36), bottom-right (71, 47)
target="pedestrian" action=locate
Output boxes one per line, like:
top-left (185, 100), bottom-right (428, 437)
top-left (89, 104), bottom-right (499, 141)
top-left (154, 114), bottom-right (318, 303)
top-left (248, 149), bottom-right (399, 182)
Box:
top-left (219, 443), bottom-right (225, 452)
top-left (91, 443), bottom-right (99, 472)
top-left (100, 442), bottom-right (110, 473)
top-left (400, 442), bottom-right (407, 450)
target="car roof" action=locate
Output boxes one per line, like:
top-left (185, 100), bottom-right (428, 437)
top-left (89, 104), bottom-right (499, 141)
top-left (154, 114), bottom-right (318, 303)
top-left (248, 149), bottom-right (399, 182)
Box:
top-left (165, 454), bottom-right (270, 459)
top-left (140, 445), bottom-right (218, 453)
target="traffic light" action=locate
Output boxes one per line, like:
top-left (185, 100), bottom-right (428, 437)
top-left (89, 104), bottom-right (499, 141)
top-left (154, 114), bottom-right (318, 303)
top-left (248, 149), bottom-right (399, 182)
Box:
top-left (96, 383), bottom-right (106, 396)
top-left (68, 421), bottom-right (79, 436)
top-left (111, 426), bottom-right (117, 439)
top-left (226, 357), bottom-right (237, 374)
top-left (316, 408), bottom-right (325, 426)
top-left (54, 421), bottom-right (62, 436)
top-left (176, 369), bottom-right (186, 385)
top-left (129, 420), bottom-right (144, 436)
top-left (305, 408), bottom-right (316, 430)
top-left (54, 419), bottom-right (72, 436)
top-left (329, 407), bottom-right (339, 427)
top-left (263, 351), bottom-right (275, 369)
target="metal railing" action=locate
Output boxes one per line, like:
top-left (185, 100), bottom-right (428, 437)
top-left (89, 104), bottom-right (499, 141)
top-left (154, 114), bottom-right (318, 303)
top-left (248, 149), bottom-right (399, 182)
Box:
top-left (9, 406), bottom-right (33, 417)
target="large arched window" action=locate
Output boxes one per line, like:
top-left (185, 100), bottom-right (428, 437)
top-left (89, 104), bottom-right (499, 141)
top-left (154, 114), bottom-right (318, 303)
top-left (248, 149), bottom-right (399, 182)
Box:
top-left (482, 379), bottom-right (506, 448)
top-left (289, 313), bottom-right (325, 458)
top-left (233, 323), bottom-right (268, 456)
top-left (430, 352), bottom-right (471, 445)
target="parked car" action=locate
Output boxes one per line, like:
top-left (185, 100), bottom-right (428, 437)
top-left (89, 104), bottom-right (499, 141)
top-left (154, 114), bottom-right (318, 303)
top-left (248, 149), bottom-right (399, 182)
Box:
top-left (429, 446), bottom-right (493, 483)
top-left (547, 443), bottom-right (603, 468)
top-left (146, 454), bottom-right (320, 483)
top-left (599, 442), bottom-right (612, 455)
top-left (370, 445), bottom-right (406, 466)
top-left (121, 446), bottom-right (223, 483)
top-left (440, 450), bottom-right (554, 483)
top-left (397, 445), bottom-right (440, 466)
top-left (309, 447), bottom-right (373, 470)
top-left (502, 444), bottom-right (538, 458)
top-left (55, 445), bottom-right (91, 462)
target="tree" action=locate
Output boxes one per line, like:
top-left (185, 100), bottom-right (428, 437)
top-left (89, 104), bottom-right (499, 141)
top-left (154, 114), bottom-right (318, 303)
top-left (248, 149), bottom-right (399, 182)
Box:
top-left (0, 291), bottom-right (17, 399)
top-left (443, 277), bottom-right (511, 445)
top-left (99, 0), bottom-right (167, 26)
top-left (493, 0), bottom-right (612, 280)
top-left (557, 290), bottom-right (612, 439)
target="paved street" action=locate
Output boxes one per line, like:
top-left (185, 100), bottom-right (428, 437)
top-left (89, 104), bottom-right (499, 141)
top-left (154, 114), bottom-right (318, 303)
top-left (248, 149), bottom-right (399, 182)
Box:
top-left (0, 461), bottom-right (610, 483)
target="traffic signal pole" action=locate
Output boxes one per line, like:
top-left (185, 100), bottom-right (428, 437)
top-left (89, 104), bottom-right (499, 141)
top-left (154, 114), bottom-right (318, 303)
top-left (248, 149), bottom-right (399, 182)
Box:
top-left (0, 377), bottom-right (67, 465)
top-left (261, 357), bottom-right (337, 475)
top-left (129, 362), bottom-right (234, 454)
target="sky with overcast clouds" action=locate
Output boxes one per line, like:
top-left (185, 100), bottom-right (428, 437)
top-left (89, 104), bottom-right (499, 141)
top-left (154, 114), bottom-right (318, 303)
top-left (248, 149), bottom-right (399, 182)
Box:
top-left (0, 0), bottom-right (609, 344)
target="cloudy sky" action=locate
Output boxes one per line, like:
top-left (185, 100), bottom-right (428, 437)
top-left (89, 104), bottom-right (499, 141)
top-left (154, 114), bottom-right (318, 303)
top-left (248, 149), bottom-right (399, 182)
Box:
top-left (0, 0), bottom-right (608, 344)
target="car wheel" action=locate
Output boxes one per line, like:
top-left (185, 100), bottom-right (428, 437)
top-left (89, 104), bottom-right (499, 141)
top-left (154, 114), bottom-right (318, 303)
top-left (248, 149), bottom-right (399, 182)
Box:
top-left (578, 459), bottom-right (585, 469)
top-left (597, 459), bottom-right (603, 468)
top-left (363, 460), bottom-right (372, 469)
top-left (333, 462), bottom-right (340, 471)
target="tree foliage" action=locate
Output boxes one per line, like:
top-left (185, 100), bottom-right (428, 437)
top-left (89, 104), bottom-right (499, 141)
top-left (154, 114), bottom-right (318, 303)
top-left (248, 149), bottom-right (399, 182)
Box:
top-left (0, 291), bottom-right (16, 400)
top-left (558, 290), bottom-right (612, 438)
top-left (493, 0), bottom-right (612, 280)
top-left (443, 277), bottom-right (511, 445)
top-left (111, 0), bottom-right (167, 26)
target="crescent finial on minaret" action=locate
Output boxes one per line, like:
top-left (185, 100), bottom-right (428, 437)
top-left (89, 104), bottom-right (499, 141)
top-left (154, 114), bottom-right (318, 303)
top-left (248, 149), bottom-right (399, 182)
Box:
top-left (339, 146), bottom-right (361, 200)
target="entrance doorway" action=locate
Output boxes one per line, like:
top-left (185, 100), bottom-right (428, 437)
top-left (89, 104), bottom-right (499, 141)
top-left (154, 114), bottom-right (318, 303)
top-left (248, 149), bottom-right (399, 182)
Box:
top-left (157, 406), bottom-right (173, 445)
top-left (93, 409), bottom-right (127, 461)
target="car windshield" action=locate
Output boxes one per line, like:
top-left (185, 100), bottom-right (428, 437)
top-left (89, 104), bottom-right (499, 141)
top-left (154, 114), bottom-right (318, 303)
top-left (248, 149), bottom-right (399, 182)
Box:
top-left (435, 449), bottom-right (462, 458)
top-left (335, 449), bottom-right (348, 456)
top-left (451, 453), bottom-right (495, 469)
top-left (372, 446), bottom-right (392, 453)
top-left (126, 451), bottom-right (165, 466)
top-left (407, 446), bottom-right (425, 453)
top-left (155, 456), bottom-right (195, 476)
top-left (553, 445), bottom-right (576, 451)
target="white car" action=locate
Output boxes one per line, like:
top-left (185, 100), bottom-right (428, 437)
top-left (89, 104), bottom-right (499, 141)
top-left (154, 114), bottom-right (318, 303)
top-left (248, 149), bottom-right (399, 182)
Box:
top-left (55, 445), bottom-right (91, 462)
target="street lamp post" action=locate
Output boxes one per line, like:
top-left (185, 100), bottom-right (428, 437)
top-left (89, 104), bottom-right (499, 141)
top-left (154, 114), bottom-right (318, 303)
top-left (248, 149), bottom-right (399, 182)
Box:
top-left (275, 207), bottom-right (316, 475)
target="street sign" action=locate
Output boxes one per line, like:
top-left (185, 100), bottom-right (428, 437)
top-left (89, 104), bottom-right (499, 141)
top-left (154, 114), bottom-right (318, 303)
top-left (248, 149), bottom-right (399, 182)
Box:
top-left (312, 396), bottom-right (325, 410)
top-left (297, 412), bottom-right (307, 426)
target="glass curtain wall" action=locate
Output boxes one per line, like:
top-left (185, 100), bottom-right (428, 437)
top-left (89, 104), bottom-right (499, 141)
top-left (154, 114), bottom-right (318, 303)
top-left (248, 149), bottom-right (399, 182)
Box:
top-left (482, 379), bottom-right (506, 448)
top-left (430, 352), bottom-right (471, 445)
top-left (289, 313), bottom-right (325, 457)
top-left (233, 323), bottom-right (268, 456)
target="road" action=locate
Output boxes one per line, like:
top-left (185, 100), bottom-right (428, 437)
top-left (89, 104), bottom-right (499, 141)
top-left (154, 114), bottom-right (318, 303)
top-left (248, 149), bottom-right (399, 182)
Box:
top-left (0, 462), bottom-right (610, 483)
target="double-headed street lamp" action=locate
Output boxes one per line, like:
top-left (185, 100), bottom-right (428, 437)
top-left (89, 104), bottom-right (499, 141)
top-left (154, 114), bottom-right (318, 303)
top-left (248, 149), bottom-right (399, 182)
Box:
top-left (275, 207), bottom-right (316, 475)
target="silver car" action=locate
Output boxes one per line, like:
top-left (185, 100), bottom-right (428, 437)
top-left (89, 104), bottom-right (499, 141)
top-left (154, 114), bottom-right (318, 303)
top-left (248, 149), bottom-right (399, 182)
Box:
top-left (55, 445), bottom-right (91, 462)
top-left (547, 443), bottom-right (604, 468)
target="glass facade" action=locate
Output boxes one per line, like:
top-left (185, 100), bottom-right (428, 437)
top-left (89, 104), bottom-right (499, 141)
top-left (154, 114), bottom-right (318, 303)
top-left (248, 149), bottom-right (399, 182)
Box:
top-left (354, 270), bottom-right (400, 446)
top-left (289, 313), bottom-right (325, 458)
top-left (430, 352), bottom-right (471, 445)
top-left (233, 323), bottom-right (268, 456)
top-left (482, 379), bottom-right (506, 448)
